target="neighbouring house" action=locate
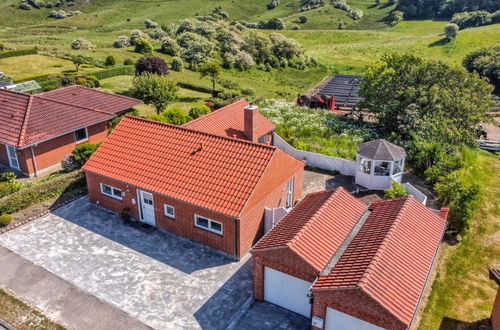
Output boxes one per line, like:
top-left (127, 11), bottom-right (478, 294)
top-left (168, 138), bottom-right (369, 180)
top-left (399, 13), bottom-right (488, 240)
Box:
top-left (252, 188), bottom-right (448, 329)
top-left (82, 115), bottom-right (304, 259)
top-left (0, 85), bottom-right (142, 177)
top-left (490, 269), bottom-right (500, 329)
top-left (183, 99), bottom-right (276, 145)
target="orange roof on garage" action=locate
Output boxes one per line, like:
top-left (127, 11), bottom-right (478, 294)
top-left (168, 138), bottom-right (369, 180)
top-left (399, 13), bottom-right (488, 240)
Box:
top-left (182, 99), bottom-right (275, 140)
top-left (313, 196), bottom-right (447, 326)
top-left (83, 116), bottom-right (303, 217)
top-left (252, 188), bottom-right (367, 271)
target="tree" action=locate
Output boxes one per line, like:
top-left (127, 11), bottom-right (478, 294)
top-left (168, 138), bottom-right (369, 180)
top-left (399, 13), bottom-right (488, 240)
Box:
top-left (134, 38), bottom-right (153, 54)
top-left (105, 55), bottom-right (116, 66)
top-left (463, 45), bottom-right (500, 91)
top-left (0, 41), bottom-right (5, 51)
top-left (180, 34), bottom-right (214, 68)
top-left (444, 23), bottom-right (459, 40)
top-left (72, 55), bottom-right (85, 72)
top-left (72, 142), bottom-right (101, 167)
top-left (390, 10), bottom-right (404, 26)
top-left (384, 181), bottom-right (408, 199)
top-left (359, 53), bottom-right (493, 147)
top-left (71, 38), bottom-right (94, 50)
top-left (131, 73), bottom-right (179, 114)
top-left (199, 62), bottom-right (221, 96)
top-left (135, 56), bottom-right (169, 76)
top-left (189, 105), bottom-right (211, 119)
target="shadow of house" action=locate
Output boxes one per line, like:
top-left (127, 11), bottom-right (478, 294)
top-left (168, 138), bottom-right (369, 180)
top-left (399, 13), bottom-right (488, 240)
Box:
top-left (51, 197), bottom-right (234, 274)
top-left (193, 257), bottom-right (253, 329)
top-left (439, 317), bottom-right (492, 330)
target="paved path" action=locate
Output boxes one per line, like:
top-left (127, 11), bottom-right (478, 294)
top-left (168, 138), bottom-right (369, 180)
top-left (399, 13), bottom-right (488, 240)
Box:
top-left (0, 197), bottom-right (252, 330)
top-left (0, 246), bottom-right (150, 330)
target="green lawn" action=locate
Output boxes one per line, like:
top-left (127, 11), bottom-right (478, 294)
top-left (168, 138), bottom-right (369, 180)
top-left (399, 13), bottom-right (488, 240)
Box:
top-left (419, 152), bottom-right (500, 329)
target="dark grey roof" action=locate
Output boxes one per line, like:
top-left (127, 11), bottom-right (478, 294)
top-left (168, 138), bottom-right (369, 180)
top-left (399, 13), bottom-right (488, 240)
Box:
top-left (315, 74), bottom-right (363, 108)
top-left (357, 139), bottom-right (406, 161)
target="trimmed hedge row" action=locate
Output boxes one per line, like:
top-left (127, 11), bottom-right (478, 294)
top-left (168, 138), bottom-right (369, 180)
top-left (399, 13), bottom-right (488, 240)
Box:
top-left (15, 72), bottom-right (66, 83)
top-left (0, 49), bottom-right (37, 59)
top-left (92, 65), bottom-right (135, 80)
top-left (177, 82), bottom-right (213, 94)
top-left (0, 171), bottom-right (86, 215)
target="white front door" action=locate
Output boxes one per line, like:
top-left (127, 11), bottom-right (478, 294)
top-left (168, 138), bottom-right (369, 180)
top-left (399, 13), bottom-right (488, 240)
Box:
top-left (6, 145), bottom-right (20, 170)
top-left (264, 267), bottom-right (312, 317)
top-left (138, 190), bottom-right (156, 226)
top-left (325, 308), bottom-right (384, 330)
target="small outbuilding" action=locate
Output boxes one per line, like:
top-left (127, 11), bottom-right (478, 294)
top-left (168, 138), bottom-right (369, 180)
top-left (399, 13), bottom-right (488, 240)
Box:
top-left (355, 139), bottom-right (406, 190)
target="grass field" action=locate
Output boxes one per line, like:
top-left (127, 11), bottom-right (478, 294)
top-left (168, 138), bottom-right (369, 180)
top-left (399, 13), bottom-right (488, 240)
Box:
top-left (419, 152), bottom-right (500, 329)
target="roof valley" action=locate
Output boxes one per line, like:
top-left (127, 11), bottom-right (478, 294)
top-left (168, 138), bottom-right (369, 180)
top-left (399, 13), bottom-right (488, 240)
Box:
top-left (17, 94), bottom-right (33, 147)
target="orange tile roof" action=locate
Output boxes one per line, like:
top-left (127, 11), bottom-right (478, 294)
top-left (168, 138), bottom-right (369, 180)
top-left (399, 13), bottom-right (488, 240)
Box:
top-left (253, 188), bottom-right (367, 271)
top-left (40, 85), bottom-right (142, 114)
top-left (83, 116), bottom-right (299, 217)
top-left (313, 196), bottom-right (447, 326)
top-left (182, 99), bottom-right (276, 140)
top-left (0, 86), bottom-right (142, 148)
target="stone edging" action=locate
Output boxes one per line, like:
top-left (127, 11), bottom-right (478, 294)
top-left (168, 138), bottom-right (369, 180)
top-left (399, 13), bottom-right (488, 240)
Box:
top-left (0, 194), bottom-right (87, 234)
top-left (0, 319), bottom-right (16, 330)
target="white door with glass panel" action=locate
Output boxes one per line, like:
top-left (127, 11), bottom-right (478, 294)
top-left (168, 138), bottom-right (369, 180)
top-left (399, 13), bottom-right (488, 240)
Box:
top-left (6, 145), bottom-right (20, 170)
top-left (138, 190), bottom-right (155, 226)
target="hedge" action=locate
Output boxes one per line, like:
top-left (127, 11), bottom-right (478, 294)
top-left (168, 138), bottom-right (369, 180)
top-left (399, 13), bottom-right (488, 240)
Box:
top-left (15, 72), bottom-right (67, 83)
top-left (0, 49), bottom-right (37, 59)
top-left (0, 171), bottom-right (86, 215)
top-left (177, 82), bottom-right (214, 94)
top-left (92, 65), bottom-right (135, 80)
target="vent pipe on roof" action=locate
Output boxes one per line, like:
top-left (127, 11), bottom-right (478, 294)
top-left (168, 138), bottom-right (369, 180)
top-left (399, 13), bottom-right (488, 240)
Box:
top-left (244, 104), bottom-right (259, 143)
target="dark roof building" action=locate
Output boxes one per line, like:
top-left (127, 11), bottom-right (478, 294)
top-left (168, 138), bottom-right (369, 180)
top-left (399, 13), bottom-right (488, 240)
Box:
top-left (357, 139), bottom-right (406, 161)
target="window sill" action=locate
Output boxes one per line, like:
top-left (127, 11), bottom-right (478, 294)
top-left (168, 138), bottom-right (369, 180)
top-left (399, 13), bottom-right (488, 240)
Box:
top-left (194, 224), bottom-right (223, 236)
top-left (75, 139), bottom-right (89, 145)
top-left (101, 193), bottom-right (122, 201)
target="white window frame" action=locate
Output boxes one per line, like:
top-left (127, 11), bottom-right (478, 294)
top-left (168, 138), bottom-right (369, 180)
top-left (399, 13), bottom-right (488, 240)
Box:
top-left (286, 177), bottom-right (294, 208)
top-left (194, 214), bottom-right (223, 235)
top-left (164, 204), bottom-right (175, 219)
top-left (6, 145), bottom-right (20, 170)
top-left (74, 127), bottom-right (89, 143)
top-left (100, 183), bottom-right (122, 200)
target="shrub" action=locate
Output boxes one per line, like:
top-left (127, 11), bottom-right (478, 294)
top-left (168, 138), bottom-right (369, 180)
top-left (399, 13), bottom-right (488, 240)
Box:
top-left (113, 35), bottom-right (130, 48)
top-left (189, 105), bottom-right (211, 119)
top-left (92, 65), bottom-right (135, 79)
top-left (493, 10), bottom-right (500, 23)
top-left (292, 25), bottom-right (300, 30)
top-left (234, 50), bottom-right (255, 71)
top-left (72, 142), bottom-right (101, 167)
top-left (258, 18), bottom-right (285, 30)
top-left (295, 16), bottom-right (308, 24)
top-left (171, 57), bottom-right (183, 71)
top-left (71, 38), bottom-right (94, 50)
top-left (0, 49), bottom-right (37, 59)
top-left (451, 11), bottom-right (493, 29)
top-left (135, 56), bottom-right (169, 76)
top-left (131, 73), bottom-right (179, 114)
top-left (0, 182), bottom-right (22, 198)
top-left (463, 45), bottom-right (500, 90)
top-left (162, 107), bottom-right (192, 124)
top-left (0, 41), bottom-right (5, 51)
top-left (123, 58), bottom-right (134, 65)
top-left (0, 172), bottom-right (16, 183)
top-left (177, 81), bottom-right (212, 94)
top-left (129, 30), bottom-right (149, 46)
top-left (389, 10), bottom-right (404, 26)
top-left (0, 214), bottom-right (12, 227)
top-left (349, 8), bottom-right (363, 19)
top-left (61, 155), bottom-right (79, 172)
top-left (144, 18), bottom-right (158, 29)
top-left (241, 88), bottom-right (255, 96)
top-left (0, 172), bottom-right (86, 215)
top-left (179, 34), bottom-right (214, 67)
top-left (267, 0), bottom-right (279, 10)
top-left (105, 55), bottom-right (116, 66)
top-left (134, 38), bottom-right (153, 54)
top-left (160, 37), bottom-right (180, 56)
top-left (444, 23), bottom-right (459, 39)
top-left (384, 181), bottom-right (408, 199)
top-left (149, 28), bottom-right (168, 40)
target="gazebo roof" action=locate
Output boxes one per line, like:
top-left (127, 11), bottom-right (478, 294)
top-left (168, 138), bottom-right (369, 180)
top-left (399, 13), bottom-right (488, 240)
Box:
top-left (357, 139), bottom-right (406, 161)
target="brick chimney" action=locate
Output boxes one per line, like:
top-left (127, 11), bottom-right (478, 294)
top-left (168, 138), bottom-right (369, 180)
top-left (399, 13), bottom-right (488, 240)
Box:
top-left (244, 104), bottom-right (259, 142)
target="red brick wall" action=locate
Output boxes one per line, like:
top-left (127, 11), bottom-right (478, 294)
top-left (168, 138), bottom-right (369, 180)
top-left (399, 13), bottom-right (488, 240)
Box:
top-left (492, 289), bottom-right (500, 330)
top-left (16, 121), bottom-right (108, 176)
top-left (311, 289), bottom-right (406, 330)
top-left (86, 172), bottom-right (237, 257)
top-left (238, 167), bottom-right (303, 258)
top-left (252, 252), bottom-right (318, 301)
top-left (0, 144), bottom-right (10, 169)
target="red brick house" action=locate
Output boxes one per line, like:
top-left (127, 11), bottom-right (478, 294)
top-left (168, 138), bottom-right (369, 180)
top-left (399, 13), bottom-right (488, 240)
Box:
top-left (490, 269), bottom-right (500, 329)
top-left (82, 115), bottom-right (304, 259)
top-left (252, 189), bottom-right (448, 329)
top-left (183, 99), bottom-right (276, 144)
top-left (0, 85), bottom-right (142, 177)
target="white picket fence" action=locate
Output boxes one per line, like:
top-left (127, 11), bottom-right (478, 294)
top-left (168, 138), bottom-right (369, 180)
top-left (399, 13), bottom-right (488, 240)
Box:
top-left (273, 133), bottom-right (357, 176)
top-left (264, 207), bottom-right (289, 234)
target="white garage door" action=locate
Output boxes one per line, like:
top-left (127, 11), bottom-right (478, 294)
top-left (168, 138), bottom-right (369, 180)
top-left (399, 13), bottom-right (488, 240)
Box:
top-left (264, 267), bottom-right (312, 317)
top-left (325, 307), bottom-right (384, 330)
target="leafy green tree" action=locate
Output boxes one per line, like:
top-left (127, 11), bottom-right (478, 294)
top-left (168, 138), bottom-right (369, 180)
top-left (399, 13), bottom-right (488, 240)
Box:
top-left (0, 41), bottom-right (6, 51)
top-left (189, 105), bottom-right (211, 119)
top-left (72, 142), bottom-right (101, 167)
top-left (131, 73), bottom-right (179, 114)
top-left (463, 45), bottom-right (500, 90)
top-left (71, 55), bottom-right (85, 72)
top-left (134, 38), bottom-right (153, 54)
top-left (444, 23), bottom-right (459, 39)
top-left (105, 55), bottom-right (116, 66)
top-left (162, 107), bottom-right (192, 125)
top-left (359, 53), bottom-right (492, 146)
top-left (199, 62), bottom-right (221, 96)
top-left (384, 181), bottom-right (408, 199)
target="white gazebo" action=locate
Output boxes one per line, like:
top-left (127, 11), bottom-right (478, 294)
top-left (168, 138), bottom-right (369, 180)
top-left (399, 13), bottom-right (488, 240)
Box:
top-left (355, 139), bottom-right (406, 191)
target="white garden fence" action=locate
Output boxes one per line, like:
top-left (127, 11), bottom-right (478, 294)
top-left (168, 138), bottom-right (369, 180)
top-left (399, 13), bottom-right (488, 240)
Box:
top-left (273, 133), bottom-right (357, 176)
top-left (402, 182), bottom-right (428, 205)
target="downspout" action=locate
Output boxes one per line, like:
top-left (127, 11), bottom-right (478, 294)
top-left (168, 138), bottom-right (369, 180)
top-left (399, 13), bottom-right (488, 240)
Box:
top-left (30, 146), bottom-right (39, 178)
top-left (233, 218), bottom-right (239, 261)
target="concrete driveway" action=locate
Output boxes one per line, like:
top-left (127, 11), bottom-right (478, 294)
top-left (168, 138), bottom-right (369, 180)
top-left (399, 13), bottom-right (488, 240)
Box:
top-left (0, 197), bottom-right (252, 330)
